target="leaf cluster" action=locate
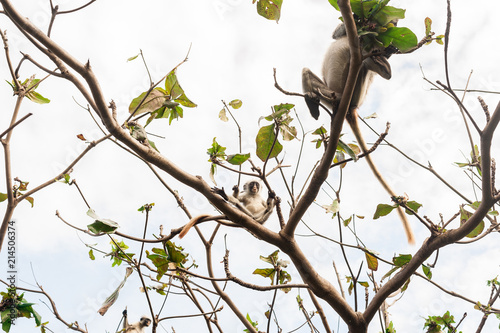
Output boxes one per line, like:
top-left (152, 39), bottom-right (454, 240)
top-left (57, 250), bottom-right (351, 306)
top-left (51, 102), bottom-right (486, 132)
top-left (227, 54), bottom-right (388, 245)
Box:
top-left (0, 179), bottom-right (34, 207)
top-left (128, 70), bottom-right (196, 126)
top-left (253, 250), bottom-right (292, 293)
top-left (329, 0), bottom-right (418, 52)
top-left (423, 311), bottom-right (462, 333)
top-left (0, 290), bottom-right (42, 332)
top-left (146, 241), bottom-right (189, 281)
top-left (6, 76), bottom-right (50, 104)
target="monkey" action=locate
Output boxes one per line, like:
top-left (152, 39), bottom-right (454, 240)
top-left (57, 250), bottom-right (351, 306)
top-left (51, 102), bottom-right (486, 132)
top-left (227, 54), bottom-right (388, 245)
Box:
top-left (178, 179), bottom-right (276, 238)
top-left (228, 180), bottom-right (276, 222)
top-left (302, 23), bottom-right (415, 244)
top-left (122, 309), bottom-right (151, 333)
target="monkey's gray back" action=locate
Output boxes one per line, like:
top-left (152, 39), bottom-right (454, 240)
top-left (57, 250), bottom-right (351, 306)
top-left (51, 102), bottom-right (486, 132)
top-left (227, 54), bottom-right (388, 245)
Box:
top-left (321, 37), bottom-right (375, 107)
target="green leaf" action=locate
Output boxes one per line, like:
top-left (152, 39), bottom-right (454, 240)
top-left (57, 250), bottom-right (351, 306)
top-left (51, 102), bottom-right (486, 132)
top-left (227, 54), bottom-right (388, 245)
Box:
top-left (373, 204), bottom-right (395, 219)
top-left (328, 0), bottom-right (339, 11)
top-left (358, 281), bottom-right (369, 288)
top-left (253, 268), bottom-right (275, 281)
top-left (89, 249), bottom-right (95, 260)
top-left (365, 251), bottom-right (379, 271)
top-left (381, 266), bottom-right (400, 281)
top-left (455, 161), bottom-right (470, 168)
top-left (26, 90), bottom-right (50, 104)
top-left (244, 313), bottom-right (259, 332)
top-left (460, 207), bottom-right (484, 238)
top-left (312, 127), bottom-right (329, 149)
top-left (422, 264), bottom-right (432, 279)
top-left (468, 201), bottom-right (499, 216)
top-left (255, 0), bottom-right (282, 22)
top-left (405, 200), bottom-right (422, 214)
top-left (229, 99), bottom-right (242, 109)
top-left (127, 53), bottom-right (140, 61)
top-left (386, 321), bottom-right (396, 333)
top-left (401, 277), bottom-right (411, 292)
top-left (337, 139), bottom-right (358, 161)
top-left (146, 103), bottom-right (185, 125)
top-left (146, 248), bottom-right (170, 280)
top-left (377, 27), bottom-right (418, 52)
top-left (369, 5), bottom-right (406, 26)
top-left (227, 153), bottom-right (250, 165)
top-left (0, 193), bottom-right (8, 202)
top-left (86, 209), bottom-right (119, 234)
top-left (165, 70), bottom-right (197, 108)
top-left (343, 215), bottom-right (352, 226)
top-left (207, 137), bottom-right (226, 162)
top-left (148, 139), bottom-right (160, 152)
top-left (256, 124), bottom-right (283, 161)
top-left (259, 250), bottom-right (279, 265)
top-left (393, 254), bottom-right (412, 267)
top-left (129, 88), bottom-right (167, 116)
top-left (165, 240), bottom-right (188, 266)
top-left (138, 203), bottom-right (154, 212)
top-left (312, 126), bottom-right (328, 136)
top-left (146, 243), bottom-right (187, 280)
top-left (209, 163), bottom-right (217, 185)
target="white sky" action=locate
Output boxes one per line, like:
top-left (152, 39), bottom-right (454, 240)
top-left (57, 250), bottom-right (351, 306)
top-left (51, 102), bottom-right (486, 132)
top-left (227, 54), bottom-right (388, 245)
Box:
top-left (1, 0), bottom-right (500, 332)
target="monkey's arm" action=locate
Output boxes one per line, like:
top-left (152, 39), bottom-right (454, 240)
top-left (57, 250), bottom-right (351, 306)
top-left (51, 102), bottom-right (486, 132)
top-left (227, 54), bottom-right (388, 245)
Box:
top-left (347, 109), bottom-right (415, 244)
top-left (122, 309), bottom-right (129, 331)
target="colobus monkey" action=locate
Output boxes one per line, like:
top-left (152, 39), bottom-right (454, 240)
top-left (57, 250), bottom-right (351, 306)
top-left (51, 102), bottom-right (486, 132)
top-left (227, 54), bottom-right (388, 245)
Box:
top-left (229, 180), bottom-right (276, 222)
top-left (179, 180), bottom-right (276, 238)
top-left (302, 23), bottom-right (415, 244)
top-left (302, 23), bottom-right (392, 118)
top-left (122, 310), bottom-right (151, 333)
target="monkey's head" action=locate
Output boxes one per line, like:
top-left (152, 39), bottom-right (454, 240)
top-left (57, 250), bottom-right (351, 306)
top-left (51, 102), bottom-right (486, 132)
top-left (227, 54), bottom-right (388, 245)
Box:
top-left (243, 180), bottom-right (261, 195)
top-left (140, 316), bottom-right (152, 327)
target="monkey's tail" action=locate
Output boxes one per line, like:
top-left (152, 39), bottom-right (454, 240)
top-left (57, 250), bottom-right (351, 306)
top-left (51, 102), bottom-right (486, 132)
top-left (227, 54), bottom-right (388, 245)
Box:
top-left (363, 151), bottom-right (415, 244)
top-left (348, 112), bottom-right (416, 244)
top-left (179, 214), bottom-right (211, 239)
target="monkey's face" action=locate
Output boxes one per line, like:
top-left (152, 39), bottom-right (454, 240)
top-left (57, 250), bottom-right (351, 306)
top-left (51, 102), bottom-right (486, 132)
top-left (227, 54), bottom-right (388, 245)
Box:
top-left (248, 181), bottom-right (260, 194)
top-left (140, 317), bottom-right (151, 327)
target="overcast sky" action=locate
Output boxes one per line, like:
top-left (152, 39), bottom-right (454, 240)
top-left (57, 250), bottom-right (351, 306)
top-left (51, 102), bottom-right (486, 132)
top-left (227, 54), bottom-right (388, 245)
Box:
top-left (1, 0), bottom-right (500, 332)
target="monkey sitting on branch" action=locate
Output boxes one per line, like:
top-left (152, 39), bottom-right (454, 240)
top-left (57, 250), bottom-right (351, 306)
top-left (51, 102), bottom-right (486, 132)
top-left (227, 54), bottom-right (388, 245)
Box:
top-left (302, 22), bottom-right (415, 244)
top-left (121, 309), bottom-right (151, 333)
top-left (179, 179), bottom-right (276, 238)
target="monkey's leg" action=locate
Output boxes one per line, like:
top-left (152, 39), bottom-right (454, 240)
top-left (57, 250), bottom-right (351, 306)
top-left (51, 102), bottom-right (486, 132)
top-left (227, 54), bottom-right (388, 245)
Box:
top-left (347, 109), bottom-right (415, 244)
top-left (302, 68), bottom-right (335, 119)
top-left (254, 191), bottom-right (277, 224)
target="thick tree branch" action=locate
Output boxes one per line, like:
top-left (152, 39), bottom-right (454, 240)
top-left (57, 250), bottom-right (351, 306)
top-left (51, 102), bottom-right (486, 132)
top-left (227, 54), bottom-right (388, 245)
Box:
top-left (283, 0), bottom-right (361, 237)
